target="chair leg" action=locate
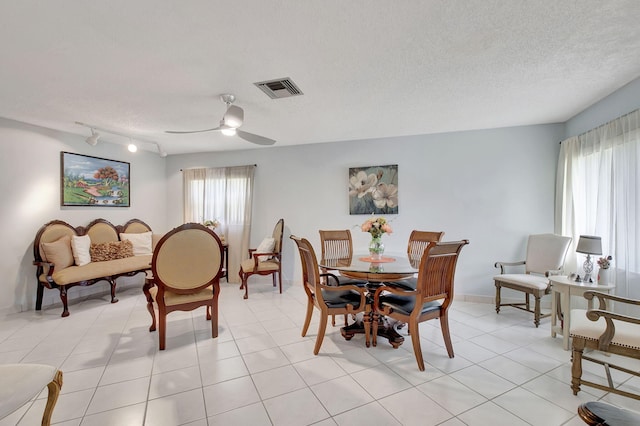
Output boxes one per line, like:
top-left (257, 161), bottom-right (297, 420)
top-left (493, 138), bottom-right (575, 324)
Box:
top-left (495, 283), bottom-right (501, 314)
top-left (241, 275), bottom-right (249, 299)
top-left (440, 312), bottom-right (454, 358)
top-left (344, 314), bottom-right (348, 326)
top-left (331, 314), bottom-right (336, 326)
top-left (210, 302), bottom-right (219, 339)
top-left (571, 338), bottom-right (585, 395)
top-left (272, 272), bottom-right (277, 287)
top-left (42, 370), bottom-right (63, 426)
top-left (278, 270), bottom-right (283, 293)
top-left (158, 309), bottom-right (167, 350)
top-left (533, 295), bottom-right (541, 328)
top-left (409, 320), bottom-right (425, 371)
top-left (314, 314), bottom-right (328, 355)
top-left (302, 300), bottom-right (314, 337)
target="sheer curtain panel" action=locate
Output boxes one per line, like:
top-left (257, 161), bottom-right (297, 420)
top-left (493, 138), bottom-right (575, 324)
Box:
top-left (183, 165), bottom-right (255, 283)
top-left (556, 109), bottom-right (640, 304)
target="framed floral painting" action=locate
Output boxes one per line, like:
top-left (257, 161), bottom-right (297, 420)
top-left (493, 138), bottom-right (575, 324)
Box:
top-left (60, 152), bottom-right (130, 207)
top-left (349, 164), bottom-right (398, 215)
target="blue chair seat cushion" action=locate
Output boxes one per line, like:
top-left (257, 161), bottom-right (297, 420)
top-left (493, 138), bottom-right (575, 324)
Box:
top-left (378, 294), bottom-right (442, 316)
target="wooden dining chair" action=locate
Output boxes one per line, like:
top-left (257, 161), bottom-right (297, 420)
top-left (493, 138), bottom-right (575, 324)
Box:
top-left (407, 230), bottom-right (445, 260)
top-left (147, 223), bottom-right (224, 350)
top-left (319, 229), bottom-right (362, 326)
top-left (373, 240), bottom-right (469, 371)
top-left (239, 218), bottom-right (284, 299)
top-left (290, 235), bottom-right (369, 354)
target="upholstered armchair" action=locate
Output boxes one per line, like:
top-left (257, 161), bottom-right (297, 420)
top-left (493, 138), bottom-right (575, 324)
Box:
top-left (147, 223), bottom-right (224, 350)
top-left (291, 235), bottom-right (369, 355)
top-left (494, 234), bottom-right (571, 327)
top-left (239, 219), bottom-right (284, 299)
top-left (571, 290), bottom-right (640, 401)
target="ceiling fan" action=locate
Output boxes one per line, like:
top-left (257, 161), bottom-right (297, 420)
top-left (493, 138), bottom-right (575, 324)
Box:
top-left (165, 94), bottom-right (275, 146)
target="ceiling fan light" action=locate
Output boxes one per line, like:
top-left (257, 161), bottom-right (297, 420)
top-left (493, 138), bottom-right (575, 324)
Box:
top-left (221, 127), bottom-right (236, 136)
top-left (224, 105), bottom-right (244, 128)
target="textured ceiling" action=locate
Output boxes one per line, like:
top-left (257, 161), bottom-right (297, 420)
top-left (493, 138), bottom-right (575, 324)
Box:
top-left (1, 1), bottom-right (640, 155)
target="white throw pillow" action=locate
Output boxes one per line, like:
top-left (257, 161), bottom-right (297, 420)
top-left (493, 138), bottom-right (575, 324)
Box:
top-left (120, 231), bottom-right (153, 256)
top-left (255, 237), bottom-right (275, 262)
top-left (71, 235), bottom-right (91, 266)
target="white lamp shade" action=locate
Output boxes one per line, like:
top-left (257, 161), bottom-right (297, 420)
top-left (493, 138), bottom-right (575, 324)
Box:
top-left (223, 105), bottom-right (244, 128)
top-left (576, 235), bottom-right (602, 255)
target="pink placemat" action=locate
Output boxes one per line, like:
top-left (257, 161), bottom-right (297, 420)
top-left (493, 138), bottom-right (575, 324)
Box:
top-left (358, 256), bottom-right (396, 263)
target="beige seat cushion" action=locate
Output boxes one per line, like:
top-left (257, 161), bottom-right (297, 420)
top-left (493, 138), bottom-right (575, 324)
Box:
top-left (493, 273), bottom-right (549, 290)
top-left (0, 364), bottom-right (58, 420)
top-left (41, 255), bottom-right (152, 285)
top-left (240, 258), bottom-right (279, 273)
top-left (149, 285), bottom-right (214, 306)
top-left (570, 309), bottom-right (640, 350)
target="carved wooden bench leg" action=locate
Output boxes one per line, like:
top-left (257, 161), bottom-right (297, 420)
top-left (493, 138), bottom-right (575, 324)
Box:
top-left (143, 277), bottom-right (157, 332)
top-left (59, 286), bottom-right (69, 317)
top-left (109, 277), bottom-right (118, 304)
top-left (36, 282), bottom-right (45, 311)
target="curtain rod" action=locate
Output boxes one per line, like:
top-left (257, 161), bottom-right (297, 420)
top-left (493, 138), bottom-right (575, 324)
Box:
top-left (559, 108), bottom-right (640, 144)
top-left (180, 164), bottom-right (257, 171)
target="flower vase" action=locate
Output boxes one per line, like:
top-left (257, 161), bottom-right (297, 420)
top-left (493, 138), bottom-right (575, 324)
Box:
top-left (369, 236), bottom-right (385, 260)
top-left (598, 268), bottom-right (610, 285)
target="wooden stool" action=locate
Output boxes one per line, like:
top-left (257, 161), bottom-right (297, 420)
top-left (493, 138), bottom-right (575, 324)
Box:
top-left (0, 364), bottom-right (63, 425)
top-left (578, 401), bottom-right (640, 426)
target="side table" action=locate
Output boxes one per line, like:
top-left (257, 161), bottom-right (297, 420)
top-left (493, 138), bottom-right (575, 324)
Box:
top-left (549, 275), bottom-right (615, 350)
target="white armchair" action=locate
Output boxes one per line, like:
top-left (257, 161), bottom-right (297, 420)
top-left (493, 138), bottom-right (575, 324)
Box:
top-left (494, 234), bottom-right (572, 327)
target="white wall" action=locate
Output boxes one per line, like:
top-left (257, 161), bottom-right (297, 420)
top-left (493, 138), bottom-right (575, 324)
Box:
top-left (0, 117), bottom-right (169, 312)
top-left (167, 124), bottom-right (564, 301)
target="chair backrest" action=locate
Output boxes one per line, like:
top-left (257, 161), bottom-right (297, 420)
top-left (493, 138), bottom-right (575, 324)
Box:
top-left (319, 229), bottom-right (353, 261)
top-left (152, 223), bottom-right (223, 294)
top-left (290, 235), bottom-right (321, 298)
top-left (525, 234), bottom-right (572, 275)
top-left (407, 230), bottom-right (445, 260)
top-left (272, 219), bottom-right (285, 256)
top-left (415, 240), bottom-right (469, 303)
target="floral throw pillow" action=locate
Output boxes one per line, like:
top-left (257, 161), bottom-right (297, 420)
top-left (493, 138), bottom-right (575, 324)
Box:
top-left (90, 240), bottom-right (134, 262)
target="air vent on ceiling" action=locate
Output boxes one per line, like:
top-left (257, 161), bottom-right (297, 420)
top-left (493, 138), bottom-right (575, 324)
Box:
top-left (254, 77), bottom-right (303, 99)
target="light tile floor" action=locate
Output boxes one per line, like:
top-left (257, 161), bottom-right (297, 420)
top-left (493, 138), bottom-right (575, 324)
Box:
top-left (2, 279), bottom-right (640, 426)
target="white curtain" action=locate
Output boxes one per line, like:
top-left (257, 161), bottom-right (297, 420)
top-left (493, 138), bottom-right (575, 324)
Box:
top-left (183, 165), bottom-right (255, 283)
top-left (555, 109), bottom-right (640, 302)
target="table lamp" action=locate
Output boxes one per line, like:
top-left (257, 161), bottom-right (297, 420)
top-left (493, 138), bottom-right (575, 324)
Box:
top-left (576, 235), bottom-right (602, 283)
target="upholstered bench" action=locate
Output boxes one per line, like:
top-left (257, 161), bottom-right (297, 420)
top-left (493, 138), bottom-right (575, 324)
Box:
top-left (33, 218), bottom-right (160, 317)
top-left (0, 364), bottom-right (62, 425)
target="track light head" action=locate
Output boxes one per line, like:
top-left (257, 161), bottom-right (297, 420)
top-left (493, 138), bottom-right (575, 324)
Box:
top-left (86, 129), bottom-right (100, 146)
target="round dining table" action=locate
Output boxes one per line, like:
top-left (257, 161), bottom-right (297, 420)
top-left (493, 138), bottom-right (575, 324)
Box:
top-left (318, 252), bottom-right (419, 348)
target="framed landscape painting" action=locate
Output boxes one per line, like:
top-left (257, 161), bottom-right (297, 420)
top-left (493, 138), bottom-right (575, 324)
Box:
top-left (349, 164), bottom-right (398, 215)
top-left (61, 152), bottom-right (130, 207)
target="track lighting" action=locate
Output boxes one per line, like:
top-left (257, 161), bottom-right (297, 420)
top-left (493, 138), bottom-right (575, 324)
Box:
top-left (86, 129), bottom-right (100, 146)
top-left (76, 121), bottom-right (166, 157)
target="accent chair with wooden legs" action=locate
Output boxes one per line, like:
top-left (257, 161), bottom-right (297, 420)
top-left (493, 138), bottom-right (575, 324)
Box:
top-left (494, 233), bottom-right (571, 327)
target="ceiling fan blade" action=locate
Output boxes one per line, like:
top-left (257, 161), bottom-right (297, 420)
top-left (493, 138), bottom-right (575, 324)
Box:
top-left (165, 126), bottom-right (221, 134)
top-left (237, 130), bottom-right (276, 146)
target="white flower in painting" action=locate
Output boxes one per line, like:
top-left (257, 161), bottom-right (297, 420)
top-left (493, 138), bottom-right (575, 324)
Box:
top-left (349, 171), bottom-right (377, 198)
top-left (372, 183), bottom-right (398, 209)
